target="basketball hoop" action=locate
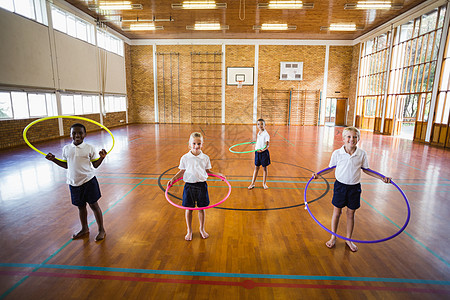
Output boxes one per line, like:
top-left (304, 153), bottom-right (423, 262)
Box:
top-left (237, 80), bottom-right (243, 88)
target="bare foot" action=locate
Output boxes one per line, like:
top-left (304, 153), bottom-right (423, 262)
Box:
top-left (248, 184), bottom-right (255, 190)
top-left (95, 231), bottom-right (106, 241)
top-left (325, 238), bottom-right (336, 249)
top-left (346, 241), bottom-right (358, 252)
top-left (263, 184), bottom-right (269, 190)
top-left (185, 231), bottom-right (193, 241)
top-left (200, 229), bottom-right (209, 239)
top-left (72, 230), bottom-right (89, 239)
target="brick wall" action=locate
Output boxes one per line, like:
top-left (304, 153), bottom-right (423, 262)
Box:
top-left (327, 46), bottom-right (353, 98)
top-left (0, 113), bottom-right (125, 150)
top-left (225, 45), bottom-right (254, 124)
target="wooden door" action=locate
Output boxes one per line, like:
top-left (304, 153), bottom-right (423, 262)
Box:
top-left (335, 98), bottom-right (347, 126)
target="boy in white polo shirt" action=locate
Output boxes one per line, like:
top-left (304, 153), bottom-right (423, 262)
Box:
top-left (46, 123), bottom-right (107, 241)
top-left (168, 132), bottom-right (225, 241)
top-left (313, 127), bottom-right (390, 252)
top-left (248, 118), bottom-right (270, 190)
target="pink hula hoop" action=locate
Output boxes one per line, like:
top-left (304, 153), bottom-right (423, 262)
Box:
top-left (165, 174), bottom-right (232, 210)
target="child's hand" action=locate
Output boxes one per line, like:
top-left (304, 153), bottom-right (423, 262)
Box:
top-left (217, 173), bottom-right (226, 180)
top-left (167, 180), bottom-right (173, 188)
top-left (383, 176), bottom-right (391, 183)
top-left (99, 149), bottom-right (107, 158)
top-left (312, 173), bottom-right (318, 179)
top-left (46, 153), bottom-right (56, 161)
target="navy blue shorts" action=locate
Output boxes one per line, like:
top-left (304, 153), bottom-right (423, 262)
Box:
top-left (182, 182), bottom-right (210, 208)
top-left (255, 150), bottom-right (270, 167)
top-left (69, 176), bottom-right (101, 207)
top-left (332, 180), bottom-right (361, 210)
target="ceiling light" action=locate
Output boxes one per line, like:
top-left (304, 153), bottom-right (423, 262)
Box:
top-left (258, 1), bottom-right (314, 9)
top-left (344, 1), bottom-right (402, 9)
top-left (186, 23), bottom-right (229, 30)
top-left (123, 23), bottom-right (164, 31)
top-left (321, 24), bottom-right (362, 31)
top-left (172, 1), bottom-right (227, 9)
top-left (253, 24), bottom-right (297, 30)
top-left (89, 2), bottom-right (143, 11)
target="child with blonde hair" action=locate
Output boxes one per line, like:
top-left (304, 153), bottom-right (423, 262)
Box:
top-left (168, 132), bottom-right (225, 241)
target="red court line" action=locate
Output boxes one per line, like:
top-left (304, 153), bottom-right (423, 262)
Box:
top-left (1, 270), bottom-right (449, 294)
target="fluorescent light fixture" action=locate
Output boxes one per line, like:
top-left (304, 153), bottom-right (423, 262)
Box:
top-left (172, 1), bottom-right (227, 9)
top-left (253, 24), bottom-right (296, 30)
top-left (123, 23), bottom-right (164, 30)
top-left (258, 1), bottom-right (314, 9)
top-left (89, 2), bottom-right (143, 11)
top-left (186, 23), bottom-right (229, 30)
top-left (320, 24), bottom-right (364, 31)
top-left (344, 1), bottom-right (402, 9)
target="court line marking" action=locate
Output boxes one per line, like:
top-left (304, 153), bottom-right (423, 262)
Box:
top-left (361, 196), bottom-right (450, 268)
top-left (0, 180), bottom-right (145, 300)
top-left (276, 132), bottom-right (295, 146)
top-left (0, 264), bottom-right (449, 286)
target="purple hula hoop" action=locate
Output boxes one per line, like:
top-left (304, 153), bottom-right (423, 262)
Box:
top-left (304, 166), bottom-right (411, 243)
top-left (165, 173), bottom-right (232, 210)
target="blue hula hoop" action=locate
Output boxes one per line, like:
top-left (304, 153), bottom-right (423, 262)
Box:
top-left (304, 166), bottom-right (411, 244)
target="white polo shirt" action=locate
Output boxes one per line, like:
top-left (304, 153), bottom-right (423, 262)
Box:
top-left (179, 150), bottom-right (212, 183)
top-left (62, 142), bottom-right (98, 186)
top-left (255, 130), bottom-right (270, 150)
top-left (329, 146), bottom-right (369, 185)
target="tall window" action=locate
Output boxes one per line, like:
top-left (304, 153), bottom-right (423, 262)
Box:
top-left (356, 32), bottom-right (392, 128)
top-left (434, 30), bottom-right (450, 126)
top-left (0, 0), bottom-right (47, 25)
top-left (50, 5), bottom-right (95, 44)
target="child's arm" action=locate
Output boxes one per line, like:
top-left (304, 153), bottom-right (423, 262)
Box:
top-left (46, 153), bottom-right (68, 169)
top-left (312, 167), bottom-right (334, 179)
top-left (206, 169), bottom-right (226, 179)
top-left (362, 168), bottom-right (391, 183)
top-left (257, 141), bottom-right (269, 152)
top-left (167, 169), bottom-right (185, 187)
top-left (92, 149), bottom-right (107, 168)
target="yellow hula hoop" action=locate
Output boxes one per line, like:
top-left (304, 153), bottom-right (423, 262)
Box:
top-left (23, 115), bottom-right (115, 162)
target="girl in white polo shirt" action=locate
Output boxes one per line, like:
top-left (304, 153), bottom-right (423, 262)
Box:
top-left (168, 132), bottom-right (225, 241)
top-left (313, 127), bottom-right (390, 252)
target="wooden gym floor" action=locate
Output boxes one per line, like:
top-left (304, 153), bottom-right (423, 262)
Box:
top-left (0, 124), bottom-right (449, 299)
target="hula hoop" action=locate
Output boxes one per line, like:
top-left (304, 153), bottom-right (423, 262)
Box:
top-left (229, 142), bottom-right (265, 154)
top-left (165, 173), bottom-right (232, 210)
top-left (304, 166), bottom-right (411, 244)
top-left (23, 115), bottom-right (115, 163)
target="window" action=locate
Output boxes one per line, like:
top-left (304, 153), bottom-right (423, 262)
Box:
top-left (51, 5), bottom-right (95, 44)
top-left (0, 92), bottom-right (13, 119)
top-left (61, 93), bottom-right (100, 115)
top-left (0, 0), bottom-right (47, 24)
top-left (104, 95), bottom-right (126, 112)
top-left (97, 29), bottom-right (124, 56)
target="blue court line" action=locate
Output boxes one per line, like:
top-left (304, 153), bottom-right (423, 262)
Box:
top-left (0, 180), bottom-right (145, 300)
top-left (361, 197), bottom-right (450, 268)
top-left (276, 132), bottom-right (295, 146)
top-left (0, 263), bottom-right (448, 286)
top-left (96, 176), bottom-right (450, 186)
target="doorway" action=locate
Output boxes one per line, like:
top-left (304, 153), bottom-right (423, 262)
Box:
top-left (325, 98), bottom-right (347, 126)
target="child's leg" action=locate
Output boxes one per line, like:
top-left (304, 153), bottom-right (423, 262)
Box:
top-left (89, 202), bottom-right (106, 241)
top-left (345, 208), bottom-right (358, 252)
top-left (262, 166), bottom-right (268, 189)
top-left (185, 210), bottom-right (193, 241)
top-left (198, 210), bottom-right (209, 239)
top-left (73, 204), bottom-right (89, 239)
top-left (326, 206), bottom-right (342, 248)
top-left (248, 166), bottom-right (260, 189)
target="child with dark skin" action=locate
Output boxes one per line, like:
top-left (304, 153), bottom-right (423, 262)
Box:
top-left (46, 124), bottom-right (106, 241)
